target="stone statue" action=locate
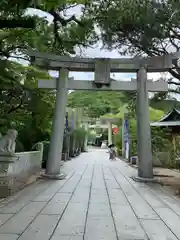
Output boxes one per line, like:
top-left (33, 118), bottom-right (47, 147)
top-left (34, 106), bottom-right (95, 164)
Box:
top-left (0, 129), bottom-right (18, 155)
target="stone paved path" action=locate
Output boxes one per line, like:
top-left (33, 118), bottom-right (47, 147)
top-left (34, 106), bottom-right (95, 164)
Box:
top-left (1, 149), bottom-right (180, 239)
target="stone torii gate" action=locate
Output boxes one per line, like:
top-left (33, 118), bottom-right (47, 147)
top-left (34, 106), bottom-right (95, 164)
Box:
top-left (100, 117), bottom-right (120, 146)
top-left (29, 50), bottom-right (174, 181)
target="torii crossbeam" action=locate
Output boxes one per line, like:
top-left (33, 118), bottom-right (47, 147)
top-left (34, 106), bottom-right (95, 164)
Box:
top-left (38, 77), bottom-right (168, 92)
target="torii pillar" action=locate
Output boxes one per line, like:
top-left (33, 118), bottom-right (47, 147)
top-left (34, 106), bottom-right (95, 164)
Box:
top-left (43, 68), bottom-right (69, 179)
top-left (108, 121), bottom-right (113, 145)
top-left (81, 117), bottom-right (94, 152)
top-left (136, 66), bottom-right (153, 180)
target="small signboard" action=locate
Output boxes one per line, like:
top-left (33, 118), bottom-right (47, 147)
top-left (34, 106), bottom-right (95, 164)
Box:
top-left (113, 127), bottom-right (119, 135)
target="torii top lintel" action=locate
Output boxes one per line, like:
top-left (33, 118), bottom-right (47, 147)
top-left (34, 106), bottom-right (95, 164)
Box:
top-left (28, 50), bottom-right (180, 73)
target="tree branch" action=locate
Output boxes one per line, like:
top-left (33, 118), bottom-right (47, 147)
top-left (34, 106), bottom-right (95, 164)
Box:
top-left (49, 9), bottom-right (84, 27)
top-left (9, 55), bottom-right (29, 61)
top-left (169, 69), bottom-right (180, 81)
top-left (0, 19), bottom-right (35, 29)
top-left (7, 103), bottom-right (23, 114)
top-left (49, 8), bottom-right (87, 48)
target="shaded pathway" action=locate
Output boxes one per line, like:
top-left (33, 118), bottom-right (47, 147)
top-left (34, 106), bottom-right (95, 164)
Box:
top-left (0, 149), bottom-right (180, 239)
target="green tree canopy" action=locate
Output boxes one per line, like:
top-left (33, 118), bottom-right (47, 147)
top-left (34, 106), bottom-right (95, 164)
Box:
top-left (0, 0), bottom-right (97, 150)
top-left (68, 91), bottom-right (125, 118)
top-left (84, 0), bottom-right (180, 91)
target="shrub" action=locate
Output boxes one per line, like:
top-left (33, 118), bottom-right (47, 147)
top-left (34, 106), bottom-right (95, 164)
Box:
top-left (74, 127), bottom-right (87, 153)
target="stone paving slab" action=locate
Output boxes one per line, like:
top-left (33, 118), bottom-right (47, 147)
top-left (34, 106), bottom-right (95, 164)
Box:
top-left (0, 234), bottom-right (19, 240)
top-left (0, 149), bottom-right (180, 239)
top-left (18, 214), bottom-right (60, 240)
top-left (85, 216), bottom-right (117, 240)
top-left (51, 235), bottom-right (83, 240)
top-left (0, 214), bottom-right (13, 227)
top-left (0, 201), bottom-right (47, 234)
top-left (140, 219), bottom-right (177, 240)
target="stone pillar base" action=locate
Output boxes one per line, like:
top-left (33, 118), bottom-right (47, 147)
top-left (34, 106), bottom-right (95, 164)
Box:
top-left (132, 176), bottom-right (157, 183)
top-left (0, 178), bottom-right (15, 198)
top-left (41, 172), bottom-right (66, 180)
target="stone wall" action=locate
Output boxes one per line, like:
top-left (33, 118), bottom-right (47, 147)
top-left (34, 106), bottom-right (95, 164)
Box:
top-left (0, 143), bottom-right (43, 198)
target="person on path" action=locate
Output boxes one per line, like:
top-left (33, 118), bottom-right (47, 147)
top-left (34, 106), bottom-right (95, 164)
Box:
top-left (108, 143), bottom-right (116, 160)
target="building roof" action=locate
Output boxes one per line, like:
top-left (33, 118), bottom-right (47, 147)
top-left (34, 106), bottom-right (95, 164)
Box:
top-left (151, 108), bottom-right (180, 127)
top-left (150, 121), bottom-right (180, 127)
top-left (158, 108), bottom-right (180, 122)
